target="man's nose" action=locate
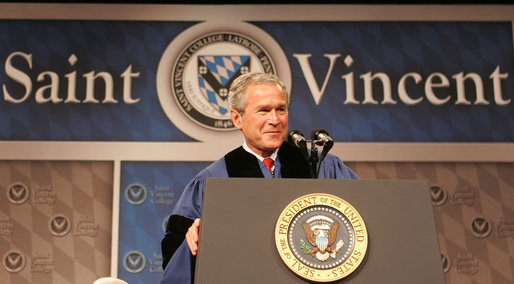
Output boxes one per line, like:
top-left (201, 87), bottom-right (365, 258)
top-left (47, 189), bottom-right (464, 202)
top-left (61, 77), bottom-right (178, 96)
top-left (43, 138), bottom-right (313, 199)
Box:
top-left (268, 110), bottom-right (279, 124)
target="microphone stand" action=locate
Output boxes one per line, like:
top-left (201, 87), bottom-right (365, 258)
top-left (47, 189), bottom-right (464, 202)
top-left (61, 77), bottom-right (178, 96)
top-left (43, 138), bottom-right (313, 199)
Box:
top-left (309, 139), bottom-right (319, 179)
top-left (290, 129), bottom-right (332, 179)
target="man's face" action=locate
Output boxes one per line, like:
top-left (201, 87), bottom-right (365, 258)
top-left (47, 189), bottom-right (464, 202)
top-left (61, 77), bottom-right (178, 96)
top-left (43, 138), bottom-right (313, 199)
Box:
top-left (231, 83), bottom-right (288, 157)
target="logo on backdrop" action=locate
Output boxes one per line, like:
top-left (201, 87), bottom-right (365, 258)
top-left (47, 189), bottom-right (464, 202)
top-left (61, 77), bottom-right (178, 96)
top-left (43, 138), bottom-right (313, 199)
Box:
top-left (3, 250), bottom-right (26, 273)
top-left (497, 219), bottom-right (514, 238)
top-left (451, 186), bottom-right (475, 206)
top-left (30, 252), bottom-right (53, 273)
top-left (193, 54), bottom-right (250, 128)
top-left (0, 219), bottom-right (15, 237)
top-left (275, 193), bottom-right (368, 282)
top-left (7, 183), bottom-right (30, 205)
top-left (471, 217), bottom-right (493, 238)
top-left (456, 252), bottom-right (479, 275)
top-left (125, 183), bottom-right (148, 205)
top-left (151, 185), bottom-right (175, 206)
top-left (429, 185), bottom-right (447, 206)
top-left (32, 184), bottom-right (56, 205)
top-left (48, 215), bottom-right (72, 237)
top-left (123, 250), bottom-right (146, 274)
top-left (75, 216), bottom-right (99, 237)
top-left (156, 21), bottom-right (291, 142)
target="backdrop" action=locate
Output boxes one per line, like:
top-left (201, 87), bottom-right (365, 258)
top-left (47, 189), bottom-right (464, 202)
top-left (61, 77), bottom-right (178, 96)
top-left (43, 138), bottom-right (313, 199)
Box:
top-left (0, 3), bottom-right (513, 284)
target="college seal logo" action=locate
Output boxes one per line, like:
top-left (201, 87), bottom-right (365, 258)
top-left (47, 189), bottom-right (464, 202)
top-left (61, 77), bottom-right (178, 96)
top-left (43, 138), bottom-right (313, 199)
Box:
top-left (123, 250), bottom-right (146, 274)
top-left (471, 217), bottom-right (493, 238)
top-left (125, 183), bottom-right (147, 205)
top-left (275, 193), bottom-right (368, 282)
top-left (429, 185), bottom-right (447, 206)
top-left (48, 214), bottom-right (72, 237)
top-left (7, 183), bottom-right (30, 205)
top-left (157, 21), bottom-right (291, 142)
top-left (196, 54), bottom-right (251, 120)
top-left (3, 250), bottom-right (26, 273)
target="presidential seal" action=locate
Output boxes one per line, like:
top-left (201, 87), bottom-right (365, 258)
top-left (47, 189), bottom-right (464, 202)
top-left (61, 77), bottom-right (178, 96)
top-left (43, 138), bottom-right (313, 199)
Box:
top-left (156, 21), bottom-right (291, 143)
top-left (275, 193), bottom-right (368, 282)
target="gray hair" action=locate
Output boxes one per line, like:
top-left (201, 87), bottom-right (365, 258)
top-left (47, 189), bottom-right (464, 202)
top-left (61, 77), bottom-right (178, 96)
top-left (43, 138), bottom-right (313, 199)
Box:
top-left (228, 72), bottom-right (289, 113)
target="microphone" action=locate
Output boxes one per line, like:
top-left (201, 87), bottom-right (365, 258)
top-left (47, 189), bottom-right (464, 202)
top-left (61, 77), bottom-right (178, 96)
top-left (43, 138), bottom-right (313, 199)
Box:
top-left (311, 128), bottom-right (333, 147)
top-left (311, 128), bottom-right (333, 161)
top-left (288, 130), bottom-right (309, 162)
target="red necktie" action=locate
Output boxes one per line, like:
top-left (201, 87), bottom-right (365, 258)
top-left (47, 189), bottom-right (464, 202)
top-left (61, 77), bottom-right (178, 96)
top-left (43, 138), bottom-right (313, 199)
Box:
top-left (263, 158), bottom-right (274, 172)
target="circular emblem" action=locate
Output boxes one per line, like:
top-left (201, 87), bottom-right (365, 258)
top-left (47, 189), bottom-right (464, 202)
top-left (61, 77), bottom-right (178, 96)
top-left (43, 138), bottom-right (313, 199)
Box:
top-left (275, 193), bottom-right (368, 282)
top-left (172, 32), bottom-right (272, 131)
top-left (471, 217), bottom-right (493, 238)
top-left (156, 21), bottom-right (291, 142)
top-left (123, 250), bottom-right (146, 274)
top-left (3, 250), bottom-right (25, 273)
top-left (125, 183), bottom-right (147, 205)
top-left (7, 183), bottom-right (30, 205)
top-left (48, 214), bottom-right (72, 237)
top-left (429, 185), bottom-right (447, 206)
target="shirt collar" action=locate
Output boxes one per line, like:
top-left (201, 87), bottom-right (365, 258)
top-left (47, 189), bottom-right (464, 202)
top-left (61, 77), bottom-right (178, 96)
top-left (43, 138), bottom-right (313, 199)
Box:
top-left (242, 140), bottom-right (279, 162)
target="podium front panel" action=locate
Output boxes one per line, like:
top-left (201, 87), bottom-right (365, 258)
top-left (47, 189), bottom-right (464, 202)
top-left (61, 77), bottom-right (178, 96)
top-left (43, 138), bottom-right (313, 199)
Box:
top-left (195, 178), bottom-right (445, 283)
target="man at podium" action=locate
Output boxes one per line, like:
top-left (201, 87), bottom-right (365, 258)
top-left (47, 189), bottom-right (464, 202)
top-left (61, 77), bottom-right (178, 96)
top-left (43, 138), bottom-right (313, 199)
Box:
top-left (160, 72), bottom-right (358, 283)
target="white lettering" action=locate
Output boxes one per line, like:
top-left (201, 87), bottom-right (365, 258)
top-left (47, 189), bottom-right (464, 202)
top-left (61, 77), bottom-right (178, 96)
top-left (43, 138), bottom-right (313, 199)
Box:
top-left (342, 55), bottom-right (358, 104)
top-left (452, 72), bottom-right (488, 105)
top-left (65, 71), bottom-right (79, 103)
top-left (490, 65), bottom-right (510, 105)
top-left (121, 65), bottom-right (140, 104)
top-left (425, 72), bottom-right (451, 106)
top-left (313, 54), bottom-right (511, 106)
top-left (3, 51), bottom-right (32, 103)
top-left (360, 72), bottom-right (396, 104)
top-left (398, 72), bottom-right (423, 105)
top-left (293, 53), bottom-right (340, 105)
top-left (35, 71), bottom-right (61, 103)
top-left (2, 51), bottom-right (140, 105)
top-left (83, 71), bottom-right (115, 103)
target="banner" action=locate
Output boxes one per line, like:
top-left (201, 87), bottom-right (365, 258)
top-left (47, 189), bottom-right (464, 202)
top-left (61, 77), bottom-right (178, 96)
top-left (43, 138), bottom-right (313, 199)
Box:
top-left (0, 21), bottom-right (512, 142)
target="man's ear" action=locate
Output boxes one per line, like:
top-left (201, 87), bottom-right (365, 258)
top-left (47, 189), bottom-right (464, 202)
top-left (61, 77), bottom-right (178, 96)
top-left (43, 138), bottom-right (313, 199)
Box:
top-left (231, 109), bottom-right (243, 130)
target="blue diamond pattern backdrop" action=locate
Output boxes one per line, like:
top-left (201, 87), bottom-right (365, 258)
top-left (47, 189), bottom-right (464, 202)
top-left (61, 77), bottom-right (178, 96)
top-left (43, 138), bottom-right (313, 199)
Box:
top-left (0, 20), bottom-right (197, 141)
top-left (0, 21), bottom-right (512, 141)
top-left (253, 22), bottom-right (513, 142)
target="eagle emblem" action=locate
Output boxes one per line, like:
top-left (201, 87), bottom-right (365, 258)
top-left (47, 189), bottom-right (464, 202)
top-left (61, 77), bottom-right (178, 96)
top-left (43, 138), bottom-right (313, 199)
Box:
top-left (276, 194), bottom-right (368, 282)
top-left (302, 215), bottom-right (344, 261)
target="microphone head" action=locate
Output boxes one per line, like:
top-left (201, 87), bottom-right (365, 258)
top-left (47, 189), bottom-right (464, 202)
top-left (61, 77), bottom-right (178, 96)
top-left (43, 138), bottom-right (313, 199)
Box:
top-left (288, 129), bottom-right (303, 139)
top-left (311, 128), bottom-right (329, 140)
top-left (311, 128), bottom-right (333, 147)
top-left (288, 130), bottom-right (309, 162)
top-left (288, 130), bottom-right (305, 146)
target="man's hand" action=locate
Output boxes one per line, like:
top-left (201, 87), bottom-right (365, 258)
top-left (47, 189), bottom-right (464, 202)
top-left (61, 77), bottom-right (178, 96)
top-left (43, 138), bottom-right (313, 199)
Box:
top-left (185, 218), bottom-right (201, 256)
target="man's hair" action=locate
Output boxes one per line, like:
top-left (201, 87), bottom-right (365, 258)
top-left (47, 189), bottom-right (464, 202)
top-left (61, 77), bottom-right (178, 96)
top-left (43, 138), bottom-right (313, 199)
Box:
top-left (228, 72), bottom-right (289, 113)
